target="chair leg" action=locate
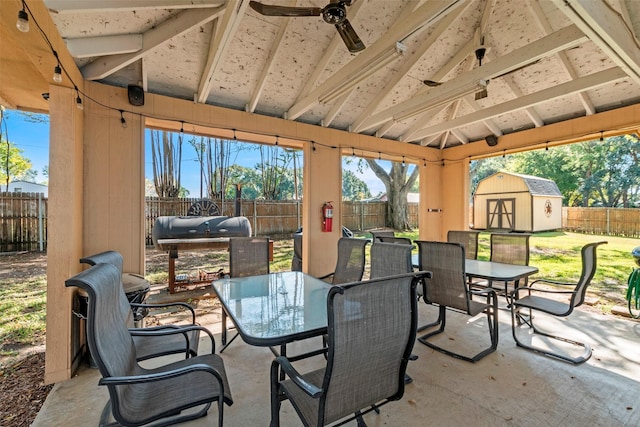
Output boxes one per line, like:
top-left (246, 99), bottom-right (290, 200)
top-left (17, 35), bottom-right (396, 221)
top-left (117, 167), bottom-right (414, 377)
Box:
top-left (270, 361), bottom-right (282, 427)
top-left (511, 305), bottom-right (592, 364)
top-left (417, 304), bottom-right (446, 333)
top-left (419, 305), bottom-right (497, 363)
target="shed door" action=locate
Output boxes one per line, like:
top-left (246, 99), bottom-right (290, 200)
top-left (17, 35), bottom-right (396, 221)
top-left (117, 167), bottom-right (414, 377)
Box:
top-left (486, 198), bottom-right (515, 230)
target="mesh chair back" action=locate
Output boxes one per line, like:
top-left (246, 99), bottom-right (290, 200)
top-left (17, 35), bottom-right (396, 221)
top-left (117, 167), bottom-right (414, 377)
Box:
top-left (447, 230), bottom-right (480, 260)
top-left (229, 237), bottom-right (270, 278)
top-left (331, 238), bottom-right (369, 284)
top-left (322, 274), bottom-right (417, 424)
top-left (377, 236), bottom-right (412, 245)
top-left (573, 242), bottom-right (606, 307)
top-left (80, 251), bottom-right (135, 328)
top-left (370, 230), bottom-right (395, 242)
top-left (416, 241), bottom-right (469, 312)
top-left (65, 264), bottom-right (139, 414)
top-left (370, 242), bottom-right (413, 279)
top-left (490, 233), bottom-right (530, 265)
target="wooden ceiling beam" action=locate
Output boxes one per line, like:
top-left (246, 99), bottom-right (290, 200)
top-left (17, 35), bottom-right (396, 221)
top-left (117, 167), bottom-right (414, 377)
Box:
top-left (81, 7), bottom-right (224, 80)
top-left (410, 67), bottom-right (627, 141)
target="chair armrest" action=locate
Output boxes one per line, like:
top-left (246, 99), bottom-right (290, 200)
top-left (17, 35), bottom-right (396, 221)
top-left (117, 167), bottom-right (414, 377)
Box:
top-left (129, 325), bottom-right (216, 353)
top-left (131, 302), bottom-right (196, 324)
top-left (99, 363), bottom-right (225, 387)
top-left (469, 287), bottom-right (497, 298)
top-left (510, 286), bottom-right (577, 300)
top-left (273, 356), bottom-right (323, 398)
top-left (529, 279), bottom-right (576, 287)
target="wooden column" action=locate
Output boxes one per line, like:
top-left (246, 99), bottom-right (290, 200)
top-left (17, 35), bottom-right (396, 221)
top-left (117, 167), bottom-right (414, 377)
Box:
top-left (45, 85), bottom-right (84, 384)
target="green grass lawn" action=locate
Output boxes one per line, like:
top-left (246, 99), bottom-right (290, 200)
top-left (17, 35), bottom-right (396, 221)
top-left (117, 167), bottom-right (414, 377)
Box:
top-left (1, 231), bottom-right (637, 357)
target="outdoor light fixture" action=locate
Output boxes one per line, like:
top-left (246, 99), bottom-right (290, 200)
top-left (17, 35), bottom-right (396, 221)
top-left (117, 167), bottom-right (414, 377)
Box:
top-left (76, 95), bottom-right (83, 110)
top-left (16, 3), bottom-right (29, 33)
top-left (53, 65), bottom-right (62, 83)
top-left (485, 135), bottom-right (498, 146)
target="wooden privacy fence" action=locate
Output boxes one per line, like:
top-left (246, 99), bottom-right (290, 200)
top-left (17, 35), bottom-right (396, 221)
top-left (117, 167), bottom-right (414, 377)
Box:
top-left (0, 193), bottom-right (421, 251)
top-left (0, 192), bottom-right (47, 252)
top-left (563, 207), bottom-right (640, 237)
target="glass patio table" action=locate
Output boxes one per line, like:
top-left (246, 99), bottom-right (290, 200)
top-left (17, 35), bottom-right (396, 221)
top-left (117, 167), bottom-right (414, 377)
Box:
top-left (411, 255), bottom-right (538, 290)
top-left (212, 271), bottom-right (332, 355)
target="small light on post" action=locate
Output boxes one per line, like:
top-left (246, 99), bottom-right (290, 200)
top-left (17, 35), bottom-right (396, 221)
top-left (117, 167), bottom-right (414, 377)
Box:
top-left (53, 65), bottom-right (62, 83)
top-left (76, 95), bottom-right (83, 110)
top-left (16, 4), bottom-right (29, 33)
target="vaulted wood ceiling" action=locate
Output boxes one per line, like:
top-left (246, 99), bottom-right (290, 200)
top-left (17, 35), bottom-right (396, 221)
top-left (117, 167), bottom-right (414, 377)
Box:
top-left (5, 0), bottom-right (640, 149)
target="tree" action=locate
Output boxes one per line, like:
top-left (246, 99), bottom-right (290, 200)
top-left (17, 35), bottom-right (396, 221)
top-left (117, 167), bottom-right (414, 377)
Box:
top-left (571, 135), bottom-right (640, 207)
top-left (469, 156), bottom-right (512, 195)
top-left (365, 159), bottom-right (418, 230)
top-left (150, 130), bottom-right (182, 197)
top-left (0, 136), bottom-right (33, 188)
top-left (510, 147), bottom-right (582, 206)
top-left (342, 170), bottom-right (372, 201)
top-left (257, 146), bottom-right (295, 200)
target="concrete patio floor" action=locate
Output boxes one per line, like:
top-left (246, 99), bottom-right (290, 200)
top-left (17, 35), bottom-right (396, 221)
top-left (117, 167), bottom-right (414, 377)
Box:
top-left (33, 300), bottom-right (640, 426)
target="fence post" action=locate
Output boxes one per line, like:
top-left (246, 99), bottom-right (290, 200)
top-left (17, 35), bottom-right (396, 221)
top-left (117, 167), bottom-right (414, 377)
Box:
top-left (253, 200), bottom-right (257, 236)
top-left (38, 193), bottom-right (44, 252)
top-left (606, 208), bottom-right (610, 235)
top-left (360, 201), bottom-right (364, 231)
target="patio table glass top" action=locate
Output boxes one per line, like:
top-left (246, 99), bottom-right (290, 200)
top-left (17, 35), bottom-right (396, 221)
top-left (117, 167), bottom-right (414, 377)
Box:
top-left (411, 255), bottom-right (538, 282)
top-left (212, 271), bottom-right (332, 347)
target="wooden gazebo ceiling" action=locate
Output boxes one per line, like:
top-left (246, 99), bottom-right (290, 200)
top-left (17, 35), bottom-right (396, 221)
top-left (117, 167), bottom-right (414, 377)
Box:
top-left (4, 0), bottom-right (640, 149)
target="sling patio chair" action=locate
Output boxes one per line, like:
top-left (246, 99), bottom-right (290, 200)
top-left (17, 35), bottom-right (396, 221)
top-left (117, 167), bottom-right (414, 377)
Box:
top-left (510, 241), bottom-right (607, 364)
top-left (415, 241), bottom-right (499, 363)
top-left (472, 233), bottom-right (531, 298)
top-left (370, 229), bottom-right (395, 242)
top-left (377, 236), bottom-right (413, 246)
top-left (66, 263), bottom-right (233, 427)
top-left (370, 242), bottom-right (428, 385)
top-left (80, 250), bottom-right (203, 361)
top-left (447, 230), bottom-right (480, 260)
top-left (369, 242), bottom-right (414, 279)
top-left (220, 237), bottom-right (271, 352)
top-left (270, 271), bottom-right (429, 427)
top-left (319, 237), bottom-right (369, 285)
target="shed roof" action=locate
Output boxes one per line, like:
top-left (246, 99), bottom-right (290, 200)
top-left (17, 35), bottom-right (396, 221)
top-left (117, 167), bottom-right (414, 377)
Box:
top-left (493, 171), bottom-right (563, 197)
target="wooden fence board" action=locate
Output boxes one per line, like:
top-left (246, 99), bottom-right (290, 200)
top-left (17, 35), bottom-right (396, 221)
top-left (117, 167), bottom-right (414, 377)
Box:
top-left (0, 192), bottom-right (47, 252)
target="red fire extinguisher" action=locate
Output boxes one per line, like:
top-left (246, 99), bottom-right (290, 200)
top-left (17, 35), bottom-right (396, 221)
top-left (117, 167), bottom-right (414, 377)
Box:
top-left (322, 201), bottom-right (333, 232)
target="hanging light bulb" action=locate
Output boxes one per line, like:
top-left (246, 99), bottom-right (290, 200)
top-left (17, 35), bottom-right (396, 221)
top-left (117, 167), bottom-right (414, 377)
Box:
top-left (53, 65), bottom-right (62, 83)
top-left (16, 3), bottom-right (29, 33)
top-left (76, 95), bottom-right (83, 110)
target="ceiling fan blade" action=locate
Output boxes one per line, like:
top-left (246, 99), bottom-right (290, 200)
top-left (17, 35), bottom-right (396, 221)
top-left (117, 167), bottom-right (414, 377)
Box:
top-left (249, 1), bottom-right (321, 17)
top-left (335, 19), bottom-right (365, 53)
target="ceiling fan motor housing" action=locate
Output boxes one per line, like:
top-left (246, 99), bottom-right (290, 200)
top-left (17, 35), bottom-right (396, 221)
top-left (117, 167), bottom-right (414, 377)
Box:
top-left (322, 3), bottom-right (347, 24)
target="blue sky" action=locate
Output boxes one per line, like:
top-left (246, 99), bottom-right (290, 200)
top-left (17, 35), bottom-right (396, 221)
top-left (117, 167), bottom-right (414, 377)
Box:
top-left (3, 109), bottom-right (387, 196)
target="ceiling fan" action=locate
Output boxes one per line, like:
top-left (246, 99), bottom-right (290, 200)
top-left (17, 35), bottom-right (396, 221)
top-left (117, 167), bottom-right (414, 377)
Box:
top-left (249, 0), bottom-right (365, 53)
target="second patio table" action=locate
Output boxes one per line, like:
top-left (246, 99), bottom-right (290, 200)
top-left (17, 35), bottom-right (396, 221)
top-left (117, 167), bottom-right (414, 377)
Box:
top-left (411, 255), bottom-right (538, 290)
